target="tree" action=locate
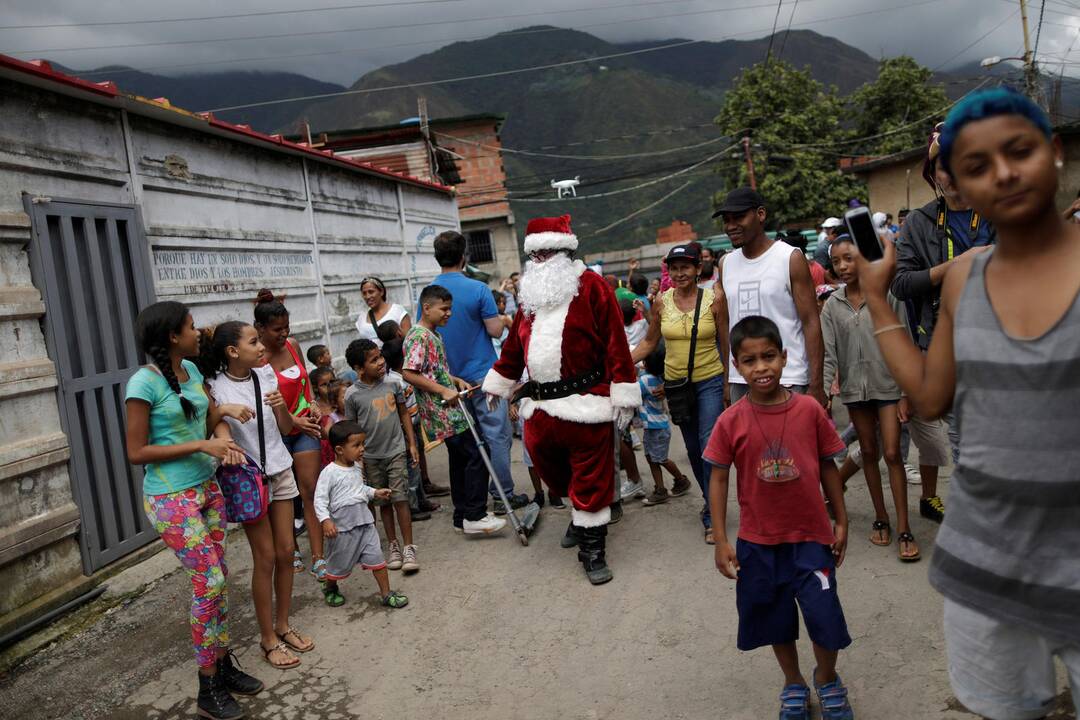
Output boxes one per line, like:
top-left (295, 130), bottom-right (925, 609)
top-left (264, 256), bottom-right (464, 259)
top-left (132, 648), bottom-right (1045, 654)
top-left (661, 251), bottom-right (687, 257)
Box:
top-left (714, 59), bottom-right (863, 227)
top-left (848, 56), bottom-right (949, 155)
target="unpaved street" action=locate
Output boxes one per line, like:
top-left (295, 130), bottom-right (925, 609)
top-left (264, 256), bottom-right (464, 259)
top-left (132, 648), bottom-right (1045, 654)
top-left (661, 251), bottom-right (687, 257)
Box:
top-left (1, 430), bottom-right (1074, 719)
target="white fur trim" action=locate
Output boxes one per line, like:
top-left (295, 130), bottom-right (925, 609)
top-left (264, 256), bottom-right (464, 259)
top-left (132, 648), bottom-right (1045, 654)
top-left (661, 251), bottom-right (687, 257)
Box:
top-left (518, 394), bottom-right (613, 424)
top-left (481, 368), bottom-right (517, 399)
top-left (609, 381), bottom-right (642, 409)
top-left (523, 231), bottom-right (579, 254)
top-left (527, 301), bottom-right (571, 383)
top-left (572, 506), bottom-right (611, 527)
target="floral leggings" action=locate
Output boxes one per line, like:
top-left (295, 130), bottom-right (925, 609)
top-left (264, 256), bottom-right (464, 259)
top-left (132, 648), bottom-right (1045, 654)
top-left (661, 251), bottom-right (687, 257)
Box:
top-left (144, 479), bottom-right (229, 668)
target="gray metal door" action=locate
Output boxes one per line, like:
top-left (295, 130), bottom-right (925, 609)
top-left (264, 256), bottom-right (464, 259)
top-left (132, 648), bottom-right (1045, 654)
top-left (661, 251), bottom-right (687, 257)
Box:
top-left (24, 196), bottom-right (158, 573)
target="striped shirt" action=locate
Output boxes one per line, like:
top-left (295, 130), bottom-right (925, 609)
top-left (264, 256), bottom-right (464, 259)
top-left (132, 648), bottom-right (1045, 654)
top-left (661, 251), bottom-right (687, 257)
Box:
top-left (638, 371), bottom-right (669, 430)
top-left (930, 250), bottom-right (1080, 643)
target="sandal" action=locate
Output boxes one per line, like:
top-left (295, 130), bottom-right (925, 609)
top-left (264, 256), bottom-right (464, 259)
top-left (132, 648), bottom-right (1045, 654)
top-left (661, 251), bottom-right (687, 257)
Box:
top-left (261, 641), bottom-right (300, 669)
top-left (897, 531), bottom-right (921, 562)
top-left (277, 626), bottom-right (315, 653)
top-left (323, 584), bottom-right (345, 607)
top-left (778, 683), bottom-right (811, 720)
top-left (292, 550), bottom-right (305, 574)
top-left (310, 557), bottom-right (328, 582)
top-left (870, 519), bottom-right (891, 546)
top-left (380, 590), bottom-right (409, 609)
top-left (704, 528), bottom-right (715, 545)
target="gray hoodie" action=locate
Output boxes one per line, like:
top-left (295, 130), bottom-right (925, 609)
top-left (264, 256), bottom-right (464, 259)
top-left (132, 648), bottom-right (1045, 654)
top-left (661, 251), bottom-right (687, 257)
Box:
top-left (821, 286), bottom-right (907, 404)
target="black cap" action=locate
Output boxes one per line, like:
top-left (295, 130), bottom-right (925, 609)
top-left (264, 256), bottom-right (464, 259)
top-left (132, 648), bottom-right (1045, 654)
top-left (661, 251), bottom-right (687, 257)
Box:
top-left (664, 243), bottom-right (701, 265)
top-left (712, 187), bottom-right (766, 218)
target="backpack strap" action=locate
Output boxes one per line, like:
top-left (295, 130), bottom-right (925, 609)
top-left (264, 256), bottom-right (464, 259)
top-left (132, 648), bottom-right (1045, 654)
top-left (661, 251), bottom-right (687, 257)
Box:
top-left (250, 370), bottom-right (266, 472)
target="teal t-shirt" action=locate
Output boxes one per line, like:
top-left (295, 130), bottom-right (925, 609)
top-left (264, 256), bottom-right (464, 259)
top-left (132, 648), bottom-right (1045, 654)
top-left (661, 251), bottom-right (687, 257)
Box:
top-left (124, 359), bottom-right (216, 496)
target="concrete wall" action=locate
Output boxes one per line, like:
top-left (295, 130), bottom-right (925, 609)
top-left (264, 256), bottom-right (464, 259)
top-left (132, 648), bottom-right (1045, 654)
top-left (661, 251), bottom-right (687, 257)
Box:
top-left (464, 217), bottom-right (520, 282)
top-left (0, 73), bottom-right (457, 632)
top-left (858, 156), bottom-right (936, 218)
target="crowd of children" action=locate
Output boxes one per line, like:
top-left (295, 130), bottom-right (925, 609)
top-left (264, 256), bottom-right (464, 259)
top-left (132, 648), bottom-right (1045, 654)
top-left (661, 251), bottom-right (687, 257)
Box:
top-left (123, 88), bottom-right (1077, 720)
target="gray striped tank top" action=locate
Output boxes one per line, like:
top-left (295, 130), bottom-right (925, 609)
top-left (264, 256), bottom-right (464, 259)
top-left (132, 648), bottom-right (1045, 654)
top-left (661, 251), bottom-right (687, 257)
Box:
top-left (929, 249), bottom-right (1080, 642)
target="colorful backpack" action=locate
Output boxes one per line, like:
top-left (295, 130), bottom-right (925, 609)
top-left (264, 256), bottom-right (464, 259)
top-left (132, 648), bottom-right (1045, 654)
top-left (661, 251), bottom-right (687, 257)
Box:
top-left (215, 370), bottom-right (271, 524)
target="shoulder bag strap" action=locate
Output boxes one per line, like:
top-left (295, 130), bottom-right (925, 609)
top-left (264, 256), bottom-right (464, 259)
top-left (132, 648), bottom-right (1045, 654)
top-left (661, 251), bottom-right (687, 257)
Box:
top-left (250, 370), bottom-right (266, 471)
top-left (368, 307), bottom-right (379, 329)
top-left (685, 288), bottom-right (704, 382)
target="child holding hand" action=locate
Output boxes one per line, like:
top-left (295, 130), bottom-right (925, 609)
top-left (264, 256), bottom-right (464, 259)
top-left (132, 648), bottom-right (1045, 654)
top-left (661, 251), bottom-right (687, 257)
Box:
top-left (315, 421), bottom-right (408, 609)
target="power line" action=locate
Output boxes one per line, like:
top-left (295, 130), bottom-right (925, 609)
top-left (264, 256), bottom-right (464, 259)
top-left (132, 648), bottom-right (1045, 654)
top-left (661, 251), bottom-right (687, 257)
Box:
top-left (0, 0), bottom-right (464, 30)
top-left (931, 8), bottom-right (1019, 71)
top-left (590, 180), bottom-right (695, 235)
top-left (75, 3), bottom-right (813, 78)
top-left (777, 0), bottom-right (800, 60)
top-left (6, 0), bottom-right (764, 55)
top-left (203, 0), bottom-right (950, 113)
top-left (434, 130), bottom-right (734, 161)
top-left (763, 0), bottom-right (785, 63)
top-left (1034, 0), bottom-right (1048, 59)
top-left (509, 144), bottom-right (739, 202)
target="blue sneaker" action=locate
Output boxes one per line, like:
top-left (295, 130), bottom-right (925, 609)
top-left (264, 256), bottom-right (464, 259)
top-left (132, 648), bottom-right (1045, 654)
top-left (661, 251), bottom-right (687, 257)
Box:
top-left (814, 670), bottom-right (854, 720)
top-left (778, 683), bottom-right (811, 720)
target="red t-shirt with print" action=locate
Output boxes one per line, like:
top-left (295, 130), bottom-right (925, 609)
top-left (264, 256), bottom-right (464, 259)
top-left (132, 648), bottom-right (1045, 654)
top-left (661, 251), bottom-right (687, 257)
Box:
top-left (703, 392), bottom-right (844, 546)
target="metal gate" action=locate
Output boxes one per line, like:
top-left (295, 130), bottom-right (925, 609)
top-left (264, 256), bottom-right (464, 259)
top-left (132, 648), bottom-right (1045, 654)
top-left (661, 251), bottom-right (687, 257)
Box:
top-left (24, 196), bottom-right (158, 573)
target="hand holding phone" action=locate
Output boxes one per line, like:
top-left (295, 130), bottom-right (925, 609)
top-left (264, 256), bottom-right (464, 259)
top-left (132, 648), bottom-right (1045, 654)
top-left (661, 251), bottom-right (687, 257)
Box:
top-left (844, 206), bottom-right (883, 262)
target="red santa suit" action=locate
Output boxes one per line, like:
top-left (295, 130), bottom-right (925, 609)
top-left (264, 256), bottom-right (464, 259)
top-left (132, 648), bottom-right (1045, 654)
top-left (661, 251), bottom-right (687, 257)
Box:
top-left (482, 216), bottom-right (641, 530)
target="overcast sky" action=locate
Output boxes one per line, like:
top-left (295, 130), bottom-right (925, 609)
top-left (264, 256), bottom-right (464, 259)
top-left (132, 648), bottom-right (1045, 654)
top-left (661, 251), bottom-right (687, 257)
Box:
top-left (2, 0), bottom-right (1078, 86)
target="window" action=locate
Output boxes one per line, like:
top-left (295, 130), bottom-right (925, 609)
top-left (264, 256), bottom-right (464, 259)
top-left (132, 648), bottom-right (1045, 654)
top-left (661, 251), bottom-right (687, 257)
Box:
top-left (465, 229), bottom-right (494, 264)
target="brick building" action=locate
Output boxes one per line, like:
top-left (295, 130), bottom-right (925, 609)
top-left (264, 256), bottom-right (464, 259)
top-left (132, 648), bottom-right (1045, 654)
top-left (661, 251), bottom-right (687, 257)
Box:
top-left (305, 114), bottom-right (520, 281)
top-left (655, 220), bottom-right (697, 245)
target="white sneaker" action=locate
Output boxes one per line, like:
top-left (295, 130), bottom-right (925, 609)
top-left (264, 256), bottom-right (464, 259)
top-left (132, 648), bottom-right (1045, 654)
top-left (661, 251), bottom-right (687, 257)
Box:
top-left (386, 540), bottom-right (403, 570)
top-left (905, 463), bottom-right (922, 486)
top-left (463, 513), bottom-right (507, 535)
top-left (621, 479), bottom-right (645, 499)
top-left (401, 544), bottom-right (419, 573)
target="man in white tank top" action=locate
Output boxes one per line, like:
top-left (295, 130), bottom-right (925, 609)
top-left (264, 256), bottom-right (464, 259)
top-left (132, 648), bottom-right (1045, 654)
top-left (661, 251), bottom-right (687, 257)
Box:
top-left (714, 188), bottom-right (826, 408)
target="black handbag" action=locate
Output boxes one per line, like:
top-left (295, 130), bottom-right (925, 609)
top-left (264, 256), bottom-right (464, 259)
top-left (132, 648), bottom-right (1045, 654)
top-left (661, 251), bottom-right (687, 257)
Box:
top-left (663, 288), bottom-right (703, 426)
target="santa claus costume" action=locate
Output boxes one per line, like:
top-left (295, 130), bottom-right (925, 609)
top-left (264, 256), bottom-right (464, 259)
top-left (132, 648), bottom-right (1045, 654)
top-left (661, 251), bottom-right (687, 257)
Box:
top-left (482, 215), bottom-right (641, 584)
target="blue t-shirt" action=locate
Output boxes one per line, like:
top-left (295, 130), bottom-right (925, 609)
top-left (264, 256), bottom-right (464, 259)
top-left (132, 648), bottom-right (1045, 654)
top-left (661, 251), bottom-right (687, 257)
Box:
top-left (423, 272), bottom-right (499, 383)
top-left (124, 360), bottom-right (216, 496)
top-left (945, 209), bottom-right (993, 255)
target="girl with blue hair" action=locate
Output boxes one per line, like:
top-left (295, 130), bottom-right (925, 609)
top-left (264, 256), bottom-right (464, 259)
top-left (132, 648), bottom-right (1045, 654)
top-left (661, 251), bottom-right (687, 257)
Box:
top-left (859, 87), bottom-right (1080, 720)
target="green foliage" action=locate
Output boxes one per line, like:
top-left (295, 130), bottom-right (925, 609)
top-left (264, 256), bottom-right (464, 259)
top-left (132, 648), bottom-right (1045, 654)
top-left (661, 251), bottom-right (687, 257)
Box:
top-left (848, 56), bottom-right (949, 155)
top-left (714, 60), bottom-right (863, 226)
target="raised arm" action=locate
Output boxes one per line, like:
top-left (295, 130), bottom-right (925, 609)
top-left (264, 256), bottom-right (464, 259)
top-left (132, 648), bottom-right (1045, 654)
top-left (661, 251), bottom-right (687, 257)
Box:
top-left (858, 238), bottom-right (960, 419)
top-left (629, 294), bottom-right (663, 363)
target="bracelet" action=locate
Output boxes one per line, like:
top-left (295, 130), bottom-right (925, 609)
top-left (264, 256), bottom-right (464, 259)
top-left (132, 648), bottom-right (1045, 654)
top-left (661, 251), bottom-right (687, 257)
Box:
top-left (873, 323), bottom-right (907, 337)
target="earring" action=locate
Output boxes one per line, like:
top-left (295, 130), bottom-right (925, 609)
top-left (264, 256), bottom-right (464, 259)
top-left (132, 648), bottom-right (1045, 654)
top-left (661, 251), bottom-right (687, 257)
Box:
top-left (1056, 159), bottom-right (1064, 169)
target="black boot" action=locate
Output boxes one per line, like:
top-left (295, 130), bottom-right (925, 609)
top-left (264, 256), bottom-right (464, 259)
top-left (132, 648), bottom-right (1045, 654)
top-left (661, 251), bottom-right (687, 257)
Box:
top-left (577, 524), bottom-right (613, 585)
top-left (609, 500), bottom-right (623, 525)
top-left (216, 650), bottom-right (264, 696)
top-left (197, 670), bottom-right (245, 720)
top-left (560, 521), bottom-right (580, 548)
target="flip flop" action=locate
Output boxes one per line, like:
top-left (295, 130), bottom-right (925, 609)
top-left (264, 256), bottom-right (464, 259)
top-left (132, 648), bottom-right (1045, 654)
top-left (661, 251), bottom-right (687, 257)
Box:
top-left (897, 531), bottom-right (921, 562)
top-left (277, 627), bottom-right (315, 653)
top-left (261, 641), bottom-right (300, 669)
top-left (870, 520), bottom-right (891, 546)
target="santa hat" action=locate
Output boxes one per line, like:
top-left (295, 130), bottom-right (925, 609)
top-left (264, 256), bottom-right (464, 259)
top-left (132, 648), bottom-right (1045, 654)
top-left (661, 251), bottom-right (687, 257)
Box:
top-left (524, 215), bottom-right (578, 254)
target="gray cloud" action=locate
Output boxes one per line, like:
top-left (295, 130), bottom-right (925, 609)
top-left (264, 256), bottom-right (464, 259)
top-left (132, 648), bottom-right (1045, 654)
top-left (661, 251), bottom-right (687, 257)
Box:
top-left (1, 0), bottom-right (1077, 85)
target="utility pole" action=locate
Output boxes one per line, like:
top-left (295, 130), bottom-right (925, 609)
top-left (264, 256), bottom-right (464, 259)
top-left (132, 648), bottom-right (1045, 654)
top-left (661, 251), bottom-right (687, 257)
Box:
top-left (742, 135), bottom-right (758, 191)
top-left (1019, 0), bottom-right (1045, 108)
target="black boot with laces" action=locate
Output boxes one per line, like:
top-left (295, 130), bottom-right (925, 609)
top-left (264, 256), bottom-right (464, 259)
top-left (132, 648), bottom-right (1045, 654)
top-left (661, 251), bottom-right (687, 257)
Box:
top-left (216, 649), bottom-right (263, 696)
top-left (197, 670), bottom-right (245, 720)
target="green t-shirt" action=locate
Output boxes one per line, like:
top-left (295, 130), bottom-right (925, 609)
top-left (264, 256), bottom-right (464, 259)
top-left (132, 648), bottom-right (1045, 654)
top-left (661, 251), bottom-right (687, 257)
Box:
top-left (124, 359), bottom-right (216, 496)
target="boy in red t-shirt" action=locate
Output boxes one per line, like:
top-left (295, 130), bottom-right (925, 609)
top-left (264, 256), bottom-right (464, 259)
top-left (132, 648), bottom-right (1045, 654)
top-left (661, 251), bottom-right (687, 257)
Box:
top-left (705, 315), bottom-right (854, 720)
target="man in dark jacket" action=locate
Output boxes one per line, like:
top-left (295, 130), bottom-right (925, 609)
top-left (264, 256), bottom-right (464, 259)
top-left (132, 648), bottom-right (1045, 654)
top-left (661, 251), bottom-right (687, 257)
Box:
top-left (890, 123), bottom-right (996, 523)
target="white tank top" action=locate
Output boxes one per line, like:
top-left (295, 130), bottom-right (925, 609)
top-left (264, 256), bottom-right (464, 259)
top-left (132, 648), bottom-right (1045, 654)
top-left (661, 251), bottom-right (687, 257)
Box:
top-left (722, 240), bottom-right (808, 385)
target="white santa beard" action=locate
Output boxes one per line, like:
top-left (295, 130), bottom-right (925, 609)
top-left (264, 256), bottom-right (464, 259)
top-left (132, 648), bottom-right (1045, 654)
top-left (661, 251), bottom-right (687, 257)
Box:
top-left (517, 254), bottom-right (580, 313)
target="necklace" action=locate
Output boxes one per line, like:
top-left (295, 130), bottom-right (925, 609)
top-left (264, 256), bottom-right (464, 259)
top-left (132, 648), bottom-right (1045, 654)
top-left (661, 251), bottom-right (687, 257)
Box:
top-left (748, 390), bottom-right (791, 480)
top-left (224, 369), bottom-right (251, 382)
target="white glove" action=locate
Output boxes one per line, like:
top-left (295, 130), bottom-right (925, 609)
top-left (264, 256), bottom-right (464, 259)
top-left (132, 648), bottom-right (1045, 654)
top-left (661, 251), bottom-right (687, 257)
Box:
top-left (613, 406), bottom-right (635, 432)
top-left (486, 392), bottom-right (502, 411)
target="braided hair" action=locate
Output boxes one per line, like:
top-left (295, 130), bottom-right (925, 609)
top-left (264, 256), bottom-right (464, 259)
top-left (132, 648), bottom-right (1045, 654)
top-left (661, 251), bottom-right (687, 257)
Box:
top-left (194, 320), bottom-right (249, 380)
top-left (133, 301), bottom-right (197, 421)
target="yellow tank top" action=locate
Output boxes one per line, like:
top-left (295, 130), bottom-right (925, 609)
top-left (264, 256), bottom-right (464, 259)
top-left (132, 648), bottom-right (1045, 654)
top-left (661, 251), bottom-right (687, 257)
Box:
top-left (660, 287), bottom-right (724, 382)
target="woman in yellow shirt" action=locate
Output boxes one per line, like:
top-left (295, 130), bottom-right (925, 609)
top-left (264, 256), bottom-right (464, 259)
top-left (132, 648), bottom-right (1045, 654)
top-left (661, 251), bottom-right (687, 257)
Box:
top-left (633, 244), bottom-right (725, 544)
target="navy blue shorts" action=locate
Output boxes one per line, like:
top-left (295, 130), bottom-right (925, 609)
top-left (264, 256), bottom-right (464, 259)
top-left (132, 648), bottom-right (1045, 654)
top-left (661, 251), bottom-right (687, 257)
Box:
top-left (735, 539), bottom-right (851, 652)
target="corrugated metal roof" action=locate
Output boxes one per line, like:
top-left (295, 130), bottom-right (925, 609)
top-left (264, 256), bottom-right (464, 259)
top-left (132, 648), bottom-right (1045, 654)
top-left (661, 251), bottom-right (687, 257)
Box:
top-left (0, 54), bottom-right (453, 195)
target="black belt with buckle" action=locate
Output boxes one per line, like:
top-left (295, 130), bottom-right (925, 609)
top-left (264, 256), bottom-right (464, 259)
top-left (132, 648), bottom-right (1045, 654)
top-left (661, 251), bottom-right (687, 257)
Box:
top-left (512, 368), bottom-right (604, 403)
